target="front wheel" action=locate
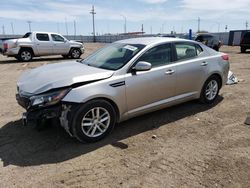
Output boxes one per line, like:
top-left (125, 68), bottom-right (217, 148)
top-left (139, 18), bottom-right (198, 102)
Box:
top-left (200, 76), bottom-right (220, 104)
top-left (71, 100), bottom-right (116, 143)
top-left (70, 48), bottom-right (82, 59)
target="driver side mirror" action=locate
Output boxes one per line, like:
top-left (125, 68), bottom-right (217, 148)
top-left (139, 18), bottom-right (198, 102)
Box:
top-left (132, 61), bottom-right (152, 72)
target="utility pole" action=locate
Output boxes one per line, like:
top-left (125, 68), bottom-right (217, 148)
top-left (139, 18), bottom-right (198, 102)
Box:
top-left (90, 5), bottom-right (96, 42)
top-left (65, 18), bottom-right (68, 36)
top-left (225, 25), bottom-right (228, 32)
top-left (120, 14), bottom-right (127, 34)
top-left (150, 26), bottom-right (152, 35)
top-left (57, 23), bottom-right (60, 33)
top-left (141, 24), bottom-right (144, 34)
top-left (74, 20), bottom-right (76, 39)
top-left (27, 21), bottom-right (32, 32)
top-left (246, 21), bottom-right (248, 30)
top-left (198, 17), bottom-right (200, 32)
top-left (2, 25), bottom-right (5, 35)
top-left (11, 22), bottom-right (14, 34)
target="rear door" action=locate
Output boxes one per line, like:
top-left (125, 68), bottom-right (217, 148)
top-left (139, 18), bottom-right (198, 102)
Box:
top-left (173, 42), bottom-right (208, 97)
top-left (125, 43), bottom-right (177, 115)
top-left (51, 34), bottom-right (70, 55)
top-left (35, 33), bottom-right (53, 55)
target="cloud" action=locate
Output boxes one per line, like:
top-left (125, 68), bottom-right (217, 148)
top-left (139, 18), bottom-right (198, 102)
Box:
top-left (138, 0), bottom-right (168, 4)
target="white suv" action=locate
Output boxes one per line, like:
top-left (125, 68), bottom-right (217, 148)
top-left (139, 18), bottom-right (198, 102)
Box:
top-left (1, 32), bottom-right (84, 61)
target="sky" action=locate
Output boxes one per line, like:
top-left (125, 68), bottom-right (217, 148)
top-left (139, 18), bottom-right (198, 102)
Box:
top-left (0, 0), bottom-right (250, 35)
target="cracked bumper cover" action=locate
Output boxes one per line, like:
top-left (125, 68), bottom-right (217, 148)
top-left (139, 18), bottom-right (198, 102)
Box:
top-left (16, 93), bottom-right (73, 136)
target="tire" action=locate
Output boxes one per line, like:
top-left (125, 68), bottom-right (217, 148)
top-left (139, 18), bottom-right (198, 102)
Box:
top-left (18, 49), bottom-right (33, 62)
top-left (241, 47), bottom-right (246, 53)
top-left (199, 76), bottom-right (220, 104)
top-left (71, 100), bottom-right (116, 143)
top-left (62, 55), bottom-right (70, 59)
top-left (213, 45), bottom-right (219, 51)
top-left (70, 48), bottom-right (82, 59)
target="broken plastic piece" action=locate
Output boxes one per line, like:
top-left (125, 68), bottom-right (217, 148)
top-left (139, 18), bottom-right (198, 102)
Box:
top-left (227, 71), bottom-right (238, 85)
top-left (245, 117), bottom-right (250, 125)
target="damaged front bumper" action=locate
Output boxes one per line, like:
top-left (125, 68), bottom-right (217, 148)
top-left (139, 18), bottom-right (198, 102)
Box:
top-left (16, 93), bottom-right (74, 136)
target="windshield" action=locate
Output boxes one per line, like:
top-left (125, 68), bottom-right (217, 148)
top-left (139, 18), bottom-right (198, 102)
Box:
top-left (22, 32), bottom-right (31, 38)
top-left (81, 43), bottom-right (145, 70)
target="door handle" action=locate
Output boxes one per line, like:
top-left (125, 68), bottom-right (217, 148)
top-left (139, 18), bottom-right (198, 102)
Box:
top-left (36, 44), bottom-right (40, 46)
top-left (201, 61), bottom-right (208, 66)
top-left (165, 69), bottom-right (175, 75)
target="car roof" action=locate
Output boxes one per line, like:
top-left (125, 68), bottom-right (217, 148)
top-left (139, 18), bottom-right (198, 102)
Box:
top-left (116, 37), bottom-right (193, 46)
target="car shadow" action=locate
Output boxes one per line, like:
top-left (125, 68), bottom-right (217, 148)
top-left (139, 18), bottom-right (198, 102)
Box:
top-left (0, 56), bottom-right (80, 64)
top-left (0, 97), bottom-right (223, 167)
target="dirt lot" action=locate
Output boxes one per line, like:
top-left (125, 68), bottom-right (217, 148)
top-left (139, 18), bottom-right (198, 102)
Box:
top-left (0, 44), bottom-right (250, 188)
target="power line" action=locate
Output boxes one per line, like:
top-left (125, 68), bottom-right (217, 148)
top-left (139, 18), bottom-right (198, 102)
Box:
top-left (90, 5), bottom-right (96, 42)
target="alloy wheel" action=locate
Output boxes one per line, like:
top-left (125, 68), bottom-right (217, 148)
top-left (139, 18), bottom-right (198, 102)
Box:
top-left (205, 80), bottom-right (218, 101)
top-left (81, 107), bottom-right (111, 138)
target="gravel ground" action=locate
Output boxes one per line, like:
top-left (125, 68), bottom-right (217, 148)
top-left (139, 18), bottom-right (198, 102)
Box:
top-left (0, 44), bottom-right (250, 188)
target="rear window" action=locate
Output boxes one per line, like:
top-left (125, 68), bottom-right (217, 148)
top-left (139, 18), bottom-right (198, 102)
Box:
top-left (36, 33), bottom-right (49, 41)
top-left (175, 43), bottom-right (198, 60)
top-left (22, 32), bottom-right (31, 38)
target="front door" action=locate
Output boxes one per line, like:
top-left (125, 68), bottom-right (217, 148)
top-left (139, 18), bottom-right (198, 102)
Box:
top-left (51, 34), bottom-right (70, 55)
top-left (125, 43), bottom-right (177, 115)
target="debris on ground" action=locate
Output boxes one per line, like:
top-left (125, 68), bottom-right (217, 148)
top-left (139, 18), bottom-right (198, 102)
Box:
top-left (245, 116), bottom-right (250, 125)
top-left (227, 71), bottom-right (238, 85)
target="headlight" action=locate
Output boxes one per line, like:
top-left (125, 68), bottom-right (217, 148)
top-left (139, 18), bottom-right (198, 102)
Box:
top-left (30, 89), bottom-right (69, 107)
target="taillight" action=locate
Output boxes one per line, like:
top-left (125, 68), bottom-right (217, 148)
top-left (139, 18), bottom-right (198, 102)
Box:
top-left (222, 54), bottom-right (229, 61)
top-left (3, 43), bottom-right (8, 50)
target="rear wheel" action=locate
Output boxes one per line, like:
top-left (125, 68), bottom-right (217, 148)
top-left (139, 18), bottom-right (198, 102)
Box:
top-left (200, 76), bottom-right (220, 104)
top-left (241, 47), bottom-right (246, 53)
top-left (70, 48), bottom-right (81, 59)
top-left (71, 100), bottom-right (116, 143)
top-left (18, 49), bottom-right (33, 62)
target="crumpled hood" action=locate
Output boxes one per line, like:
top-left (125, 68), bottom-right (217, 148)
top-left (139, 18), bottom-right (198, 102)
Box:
top-left (17, 61), bottom-right (114, 94)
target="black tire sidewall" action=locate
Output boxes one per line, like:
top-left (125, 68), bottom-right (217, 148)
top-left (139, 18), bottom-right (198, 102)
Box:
top-left (70, 48), bottom-right (81, 59)
top-left (200, 76), bottom-right (220, 104)
top-left (18, 49), bottom-right (33, 62)
top-left (72, 100), bottom-right (116, 143)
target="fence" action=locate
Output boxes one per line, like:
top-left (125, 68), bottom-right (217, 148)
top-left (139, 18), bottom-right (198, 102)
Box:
top-left (0, 32), bottom-right (230, 45)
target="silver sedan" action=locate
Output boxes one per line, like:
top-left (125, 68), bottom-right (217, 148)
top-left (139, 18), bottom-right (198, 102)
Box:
top-left (16, 37), bottom-right (230, 142)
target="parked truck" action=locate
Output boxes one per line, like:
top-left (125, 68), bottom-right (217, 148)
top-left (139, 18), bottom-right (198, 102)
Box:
top-left (0, 32), bottom-right (84, 62)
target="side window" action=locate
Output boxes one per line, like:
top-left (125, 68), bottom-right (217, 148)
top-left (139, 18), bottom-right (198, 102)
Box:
top-left (175, 43), bottom-right (198, 61)
top-left (51, 34), bottom-right (65, 42)
top-left (137, 43), bottom-right (172, 67)
top-left (36, 33), bottom-right (49, 41)
top-left (196, 44), bottom-right (203, 55)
